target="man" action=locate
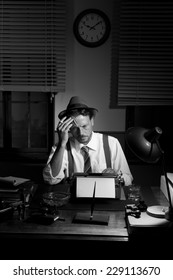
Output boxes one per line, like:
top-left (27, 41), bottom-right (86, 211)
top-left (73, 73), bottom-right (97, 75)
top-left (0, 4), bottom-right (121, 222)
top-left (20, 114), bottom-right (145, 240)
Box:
top-left (43, 96), bottom-right (133, 186)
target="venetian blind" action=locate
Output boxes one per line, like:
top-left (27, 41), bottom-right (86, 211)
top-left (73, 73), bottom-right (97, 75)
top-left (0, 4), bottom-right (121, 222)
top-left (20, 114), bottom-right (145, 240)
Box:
top-left (110, 0), bottom-right (173, 107)
top-left (0, 0), bottom-right (66, 92)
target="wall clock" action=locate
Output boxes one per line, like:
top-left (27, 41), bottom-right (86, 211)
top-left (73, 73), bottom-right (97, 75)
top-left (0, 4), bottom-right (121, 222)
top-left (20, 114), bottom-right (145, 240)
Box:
top-left (73, 9), bottom-right (111, 48)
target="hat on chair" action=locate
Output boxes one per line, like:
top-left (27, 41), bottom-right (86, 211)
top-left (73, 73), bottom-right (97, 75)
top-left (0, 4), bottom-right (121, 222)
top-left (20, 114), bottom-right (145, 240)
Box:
top-left (58, 96), bottom-right (98, 119)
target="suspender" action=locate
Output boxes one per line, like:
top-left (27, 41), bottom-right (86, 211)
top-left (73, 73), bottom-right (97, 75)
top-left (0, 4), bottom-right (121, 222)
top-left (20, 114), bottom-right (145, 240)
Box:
top-left (102, 134), bottom-right (111, 168)
top-left (67, 140), bottom-right (73, 178)
top-left (67, 134), bottom-right (111, 177)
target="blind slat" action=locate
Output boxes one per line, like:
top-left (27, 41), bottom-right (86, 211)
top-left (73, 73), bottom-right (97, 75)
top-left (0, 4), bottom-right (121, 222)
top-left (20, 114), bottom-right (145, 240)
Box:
top-left (111, 0), bottom-right (173, 107)
top-left (0, 0), bottom-right (66, 92)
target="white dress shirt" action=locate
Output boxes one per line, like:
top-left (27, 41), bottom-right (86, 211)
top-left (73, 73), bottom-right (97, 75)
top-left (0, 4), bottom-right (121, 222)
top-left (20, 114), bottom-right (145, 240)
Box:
top-left (43, 132), bottom-right (133, 186)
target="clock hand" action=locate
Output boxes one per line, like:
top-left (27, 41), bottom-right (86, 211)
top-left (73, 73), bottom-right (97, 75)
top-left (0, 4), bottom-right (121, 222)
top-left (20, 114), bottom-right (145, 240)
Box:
top-left (89, 21), bottom-right (102, 30)
top-left (82, 21), bottom-right (91, 29)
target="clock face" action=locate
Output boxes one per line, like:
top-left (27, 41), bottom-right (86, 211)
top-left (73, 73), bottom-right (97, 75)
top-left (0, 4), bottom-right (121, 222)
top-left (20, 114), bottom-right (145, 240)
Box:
top-left (73, 9), bottom-right (111, 47)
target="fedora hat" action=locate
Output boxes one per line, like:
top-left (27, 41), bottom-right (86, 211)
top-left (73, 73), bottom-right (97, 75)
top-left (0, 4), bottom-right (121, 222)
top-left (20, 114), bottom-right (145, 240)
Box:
top-left (58, 96), bottom-right (98, 119)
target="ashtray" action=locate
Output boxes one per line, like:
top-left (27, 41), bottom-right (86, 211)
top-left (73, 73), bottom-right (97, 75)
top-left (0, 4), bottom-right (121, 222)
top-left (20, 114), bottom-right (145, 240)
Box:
top-left (42, 191), bottom-right (70, 208)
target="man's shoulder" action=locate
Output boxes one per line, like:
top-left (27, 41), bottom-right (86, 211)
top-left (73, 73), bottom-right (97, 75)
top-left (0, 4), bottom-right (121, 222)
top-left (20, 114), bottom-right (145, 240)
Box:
top-left (93, 133), bottom-right (119, 148)
top-left (93, 131), bottom-right (102, 137)
top-left (94, 132), bottom-right (117, 141)
top-left (92, 132), bottom-right (104, 141)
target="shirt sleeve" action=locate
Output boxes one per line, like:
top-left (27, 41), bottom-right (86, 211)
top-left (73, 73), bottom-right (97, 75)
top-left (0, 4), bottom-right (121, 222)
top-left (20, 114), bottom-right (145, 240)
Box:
top-left (42, 145), bottom-right (68, 185)
top-left (108, 136), bottom-right (133, 186)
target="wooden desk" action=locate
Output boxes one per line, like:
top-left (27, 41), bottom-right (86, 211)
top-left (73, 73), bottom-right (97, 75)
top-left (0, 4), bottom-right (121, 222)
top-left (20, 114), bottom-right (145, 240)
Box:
top-left (1, 182), bottom-right (128, 240)
top-left (0, 210), bottom-right (128, 242)
top-left (0, 183), bottom-right (172, 259)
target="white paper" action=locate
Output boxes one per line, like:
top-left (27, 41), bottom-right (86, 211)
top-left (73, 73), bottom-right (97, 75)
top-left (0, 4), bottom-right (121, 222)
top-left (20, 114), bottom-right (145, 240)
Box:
top-left (76, 176), bottom-right (116, 198)
top-left (128, 211), bottom-right (170, 227)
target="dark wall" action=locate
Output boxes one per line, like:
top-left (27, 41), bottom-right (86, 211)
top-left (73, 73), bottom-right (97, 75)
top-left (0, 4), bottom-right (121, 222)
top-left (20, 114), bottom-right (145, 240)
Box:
top-left (0, 161), bottom-right (45, 183)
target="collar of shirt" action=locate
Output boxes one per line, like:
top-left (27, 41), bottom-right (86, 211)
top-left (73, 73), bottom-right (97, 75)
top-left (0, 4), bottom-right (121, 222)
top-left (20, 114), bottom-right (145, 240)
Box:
top-left (71, 132), bottom-right (98, 152)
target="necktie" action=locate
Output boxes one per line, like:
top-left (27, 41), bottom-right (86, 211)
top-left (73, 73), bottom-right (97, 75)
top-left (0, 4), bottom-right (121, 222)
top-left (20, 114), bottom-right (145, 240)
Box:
top-left (81, 146), bottom-right (92, 174)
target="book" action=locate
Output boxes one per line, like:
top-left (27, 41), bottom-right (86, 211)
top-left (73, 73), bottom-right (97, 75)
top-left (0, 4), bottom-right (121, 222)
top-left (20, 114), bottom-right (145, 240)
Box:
top-left (0, 176), bottom-right (30, 188)
top-left (0, 176), bottom-right (37, 204)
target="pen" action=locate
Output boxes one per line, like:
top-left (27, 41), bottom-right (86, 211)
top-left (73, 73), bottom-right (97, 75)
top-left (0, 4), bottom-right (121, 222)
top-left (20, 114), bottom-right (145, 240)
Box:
top-left (90, 181), bottom-right (96, 220)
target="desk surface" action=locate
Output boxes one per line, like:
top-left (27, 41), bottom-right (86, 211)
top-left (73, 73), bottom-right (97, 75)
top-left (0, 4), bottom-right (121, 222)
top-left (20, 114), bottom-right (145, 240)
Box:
top-left (0, 184), bottom-right (169, 241)
top-left (0, 210), bottom-right (128, 242)
top-left (0, 183), bottom-right (171, 259)
top-left (0, 181), bottom-right (128, 242)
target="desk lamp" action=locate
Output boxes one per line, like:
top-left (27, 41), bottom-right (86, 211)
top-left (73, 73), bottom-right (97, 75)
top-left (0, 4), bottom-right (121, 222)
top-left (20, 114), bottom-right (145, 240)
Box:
top-left (125, 126), bottom-right (173, 221)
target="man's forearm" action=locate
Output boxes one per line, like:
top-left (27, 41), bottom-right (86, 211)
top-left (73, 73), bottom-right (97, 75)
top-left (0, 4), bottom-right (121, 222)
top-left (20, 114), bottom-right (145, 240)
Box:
top-left (49, 143), bottom-right (66, 177)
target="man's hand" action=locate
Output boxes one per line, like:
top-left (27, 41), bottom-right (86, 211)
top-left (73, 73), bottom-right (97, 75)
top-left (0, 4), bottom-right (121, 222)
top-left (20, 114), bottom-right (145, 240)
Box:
top-left (57, 117), bottom-right (74, 146)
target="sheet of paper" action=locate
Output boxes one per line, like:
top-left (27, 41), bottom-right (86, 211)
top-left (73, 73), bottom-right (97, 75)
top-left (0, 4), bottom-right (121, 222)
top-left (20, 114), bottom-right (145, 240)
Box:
top-left (76, 176), bottom-right (116, 198)
top-left (128, 212), bottom-right (170, 227)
